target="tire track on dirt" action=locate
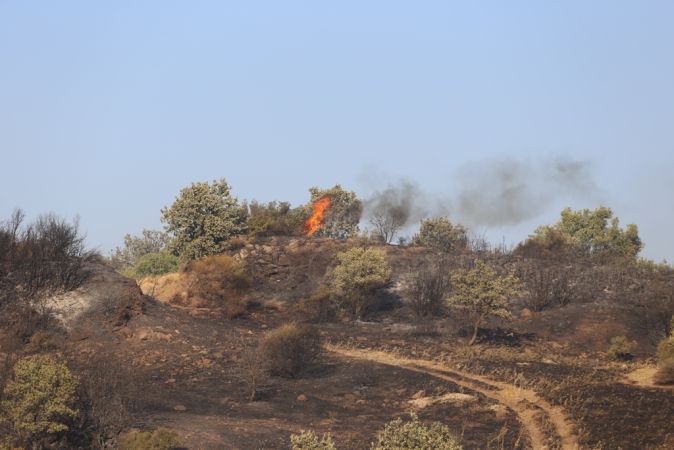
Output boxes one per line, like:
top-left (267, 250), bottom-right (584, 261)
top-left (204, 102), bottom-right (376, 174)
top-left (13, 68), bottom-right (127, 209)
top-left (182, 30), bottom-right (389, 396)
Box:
top-left (328, 345), bottom-right (579, 450)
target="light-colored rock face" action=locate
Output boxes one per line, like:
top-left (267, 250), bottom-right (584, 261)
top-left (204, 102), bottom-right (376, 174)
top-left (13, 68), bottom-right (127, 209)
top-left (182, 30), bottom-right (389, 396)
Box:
top-left (43, 261), bottom-right (143, 328)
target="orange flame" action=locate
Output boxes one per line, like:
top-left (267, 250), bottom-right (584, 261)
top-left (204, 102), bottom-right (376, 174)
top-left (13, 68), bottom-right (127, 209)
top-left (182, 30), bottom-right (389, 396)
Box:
top-left (305, 195), bottom-right (331, 236)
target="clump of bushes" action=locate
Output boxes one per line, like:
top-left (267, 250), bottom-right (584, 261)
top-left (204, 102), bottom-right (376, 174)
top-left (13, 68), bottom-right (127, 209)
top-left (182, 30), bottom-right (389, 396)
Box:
top-left (246, 200), bottom-right (307, 237)
top-left (299, 285), bottom-right (334, 322)
top-left (327, 247), bottom-right (391, 320)
top-left (260, 323), bottom-right (321, 378)
top-left (122, 250), bottom-right (180, 279)
top-left (654, 358), bottom-right (674, 385)
top-left (371, 414), bottom-right (462, 450)
top-left (119, 428), bottom-right (181, 450)
top-left (290, 430), bottom-right (337, 450)
top-left (607, 336), bottom-right (635, 360)
top-left (413, 217), bottom-right (467, 253)
top-left (403, 259), bottom-right (451, 318)
top-left (0, 355), bottom-right (79, 449)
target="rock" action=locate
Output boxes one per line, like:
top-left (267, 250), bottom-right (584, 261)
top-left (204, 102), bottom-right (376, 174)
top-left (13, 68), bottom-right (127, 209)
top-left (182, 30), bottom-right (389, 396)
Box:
top-left (520, 308), bottom-right (533, 318)
top-left (165, 378), bottom-right (176, 384)
top-left (296, 394), bottom-right (308, 402)
top-left (173, 404), bottom-right (187, 412)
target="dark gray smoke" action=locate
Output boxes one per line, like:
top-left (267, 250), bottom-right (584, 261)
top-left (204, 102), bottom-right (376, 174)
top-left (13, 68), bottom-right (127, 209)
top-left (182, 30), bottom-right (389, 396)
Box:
top-left (454, 157), bottom-right (598, 226)
top-left (362, 157), bottom-right (598, 229)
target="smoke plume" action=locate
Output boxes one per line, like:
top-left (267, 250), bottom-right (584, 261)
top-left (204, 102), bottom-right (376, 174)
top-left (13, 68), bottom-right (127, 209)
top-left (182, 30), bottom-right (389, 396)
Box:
top-left (362, 157), bottom-right (599, 229)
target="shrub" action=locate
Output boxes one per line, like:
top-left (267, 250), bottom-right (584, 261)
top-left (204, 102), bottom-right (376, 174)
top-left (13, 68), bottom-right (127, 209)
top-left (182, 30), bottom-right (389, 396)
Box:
top-left (607, 336), bottom-right (635, 360)
top-left (260, 323), bottom-right (321, 378)
top-left (123, 251), bottom-right (180, 279)
top-left (299, 285), bottom-right (334, 322)
top-left (413, 218), bottom-right (467, 253)
top-left (119, 428), bottom-right (181, 450)
top-left (526, 207), bottom-right (642, 260)
top-left (290, 430), bottom-right (337, 450)
top-left (520, 265), bottom-right (576, 312)
top-left (657, 335), bottom-right (674, 362)
top-left (0, 355), bottom-right (79, 447)
top-left (183, 254), bottom-right (251, 318)
top-left (246, 201), bottom-right (306, 237)
top-left (447, 260), bottom-right (523, 345)
top-left (371, 414), bottom-right (461, 450)
top-left (403, 260), bottom-right (451, 318)
top-left (161, 178), bottom-right (248, 261)
top-left (307, 185), bottom-right (362, 239)
top-left (328, 247), bottom-right (392, 319)
top-left (654, 358), bottom-right (674, 385)
top-left (110, 229), bottom-right (170, 270)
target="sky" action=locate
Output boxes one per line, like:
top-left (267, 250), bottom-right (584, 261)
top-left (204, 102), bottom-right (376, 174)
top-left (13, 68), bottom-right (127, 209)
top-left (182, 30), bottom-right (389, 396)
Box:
top-left (1, 1), bottom-right (673, 260)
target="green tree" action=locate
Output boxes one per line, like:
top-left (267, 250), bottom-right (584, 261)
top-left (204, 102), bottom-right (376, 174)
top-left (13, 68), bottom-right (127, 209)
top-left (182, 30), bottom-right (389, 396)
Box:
top-left (308, 185), bottom-right (362, 239)
top-left (161, 179), bottom-right (247, 261)
top-left (447, 260), bottom-right (523, 345)
top-left (371, 414), bottom-right (461, 450)
top-left (530, 207), bottom-right (642, 259)
top-left (329, 247), bottom-right (391, 319)
top-left (1, 355), bottom-right (79, 448)
top-left (413, 217), bottom-right (468, 252)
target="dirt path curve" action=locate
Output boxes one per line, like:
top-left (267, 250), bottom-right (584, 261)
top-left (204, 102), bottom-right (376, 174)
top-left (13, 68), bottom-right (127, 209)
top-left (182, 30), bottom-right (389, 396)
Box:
top-left (327, 345), bottom-right (579, 450)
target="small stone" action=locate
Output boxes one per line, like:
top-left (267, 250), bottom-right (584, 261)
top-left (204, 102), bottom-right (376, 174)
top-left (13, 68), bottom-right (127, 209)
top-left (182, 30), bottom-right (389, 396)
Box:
top-left (174, 404), bottom-right (187, 412)
top-left (296, 394), bottom-right (308, 402)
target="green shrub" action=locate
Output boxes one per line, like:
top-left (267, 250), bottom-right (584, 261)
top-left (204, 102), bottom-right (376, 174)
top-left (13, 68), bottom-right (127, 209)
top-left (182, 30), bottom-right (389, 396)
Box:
top-left (654, 358), bottom-right (674, 385)
top-left (413, 217), bottom-right (467, 252)
top-left (607, 336), bottom-right (635, 360)
top-left (260, 323), bottom-right (321, 378)
top-left (328, 247), bottom-right (391, 319)
top-left (371, 414), bottom-right (461, 450)
top-left (447, 260), bottom-right (523, 345)
top-left (120, 428), bottom-right (181, 450)
top-left (290, 430), bottom-right (337, 450)
top-left (0, 355), bottom-right (79, 447)
top-left (247, 201), bottom-right (306, 237)
top-left (307, 185), bottom-right (362, 239)
top-left (657, 335), bottom-right (674, 362)
top-left (126, 251), bottom-right (180, 278)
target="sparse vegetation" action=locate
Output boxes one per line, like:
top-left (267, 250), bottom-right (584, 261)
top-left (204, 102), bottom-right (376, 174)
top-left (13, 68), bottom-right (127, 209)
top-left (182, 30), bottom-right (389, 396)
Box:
top-left (370, 414), bottom-right (462, 450)
top-left (0, 355), bottom-right (79, 449)
top-left (328, 247), bottom-right (392, 319)
top-left (119, 428), bottom-right (181, 450)
top-left (607, 336), bottom-right (635, 360)
top-left (447, 260), bottom-right (523, 345)
top-left (246, 200), bottom-right (307, 237)
top-left (413, 217), bottom-right (468, 253)
top-left (654, 358), bottom-right (674, 385)
top-left (161, 178), bottom-right (248, 261)
top-left (123, 250), bottom-right (180, 279)
top-left (260, 323), bottom-right (321, 378)
top-left (290, 430), bottom-right (337, 450)
top-left (110, 229), bottom-right (171, 270)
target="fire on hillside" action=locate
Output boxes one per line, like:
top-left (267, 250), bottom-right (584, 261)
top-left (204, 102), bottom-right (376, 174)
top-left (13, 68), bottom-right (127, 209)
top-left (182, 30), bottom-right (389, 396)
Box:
top-left (305, 195), bottom-right (331, 236)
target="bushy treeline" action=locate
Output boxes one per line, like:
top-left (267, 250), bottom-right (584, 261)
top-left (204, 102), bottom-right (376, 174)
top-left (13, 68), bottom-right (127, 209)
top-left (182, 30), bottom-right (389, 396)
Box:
top-left (114, 177), bottom-right (656, 280)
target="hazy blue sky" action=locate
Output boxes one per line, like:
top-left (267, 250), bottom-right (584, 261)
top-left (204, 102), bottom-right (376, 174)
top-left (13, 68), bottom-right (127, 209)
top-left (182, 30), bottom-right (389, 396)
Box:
top-left (1, 1), bottom-right (673, 260)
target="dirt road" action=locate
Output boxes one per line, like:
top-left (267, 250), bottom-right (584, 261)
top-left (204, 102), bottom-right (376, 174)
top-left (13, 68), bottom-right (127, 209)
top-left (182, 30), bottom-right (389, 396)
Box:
top-left (328, 345), bottom-right (579, 450)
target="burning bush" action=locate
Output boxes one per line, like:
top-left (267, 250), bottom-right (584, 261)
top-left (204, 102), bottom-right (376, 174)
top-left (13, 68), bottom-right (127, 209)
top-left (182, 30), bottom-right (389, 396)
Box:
top-left (327, 247), bottom-right (392, 320)
top-left (306, 185), bottom-right (362, 239)
top-left (260, 323), bottom-right (321, 378)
